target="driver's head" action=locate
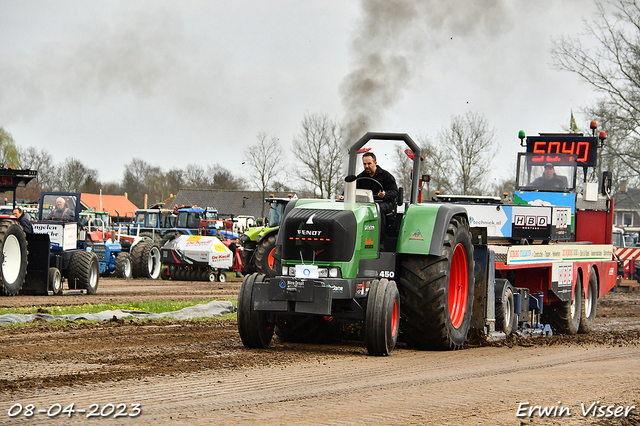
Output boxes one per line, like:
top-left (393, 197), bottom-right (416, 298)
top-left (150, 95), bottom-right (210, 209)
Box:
top-left (362, 152), bottom-right (378, 177)
top-left (56, 197), bottom-right (65, 209)
top-left (543, 163), bottom-right (555, 179)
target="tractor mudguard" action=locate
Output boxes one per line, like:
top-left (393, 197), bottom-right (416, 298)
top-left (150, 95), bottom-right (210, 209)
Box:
top-left (396, 204), bottom-right (469, 256)
top-left (255, 226), bottom-right (279, 243)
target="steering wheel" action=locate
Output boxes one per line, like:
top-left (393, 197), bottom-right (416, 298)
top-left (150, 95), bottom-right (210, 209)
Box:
top-left (355, 177), bottom-right (384, 202)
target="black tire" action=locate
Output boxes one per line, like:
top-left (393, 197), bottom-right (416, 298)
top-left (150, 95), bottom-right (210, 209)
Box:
top-left (160, 266), bottom-right (170, 280)
top-left (237, 273), bottom-right (274, 348)
top-left (398, 215), bottom-right (474, 350)
top-left (495, 280), bottom-right (517, 335)
top-left (68, 251), bottom-right (100, 294)
top-left (544, 276), bottom-right (582, 335)
top-left (0, 220), bottom-right (28, 296)
top-left (240, 246), bottom-right (257, 276)
top-left (255, 234), bottom-right (279, 278)
top-left (207, 270), bottom-right (216, 282)
top-left (131, 241), bottom-right (162, 279)
top-left (115, 252), bottom-right (132, 279)
top-left (365, 278), bottom-right (400, 356)
top-left (579, 271), bottom-right (598, 334)
top-left (217, 271), bottom-right (227, 282)
top-left (49, 267), bottom-right (63, 295)
top-left (160, 233), bottom-right (178, 248)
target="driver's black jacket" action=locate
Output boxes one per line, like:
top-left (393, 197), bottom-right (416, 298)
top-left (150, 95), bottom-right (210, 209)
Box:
top-left (356, 166), bottom-right (398, 214)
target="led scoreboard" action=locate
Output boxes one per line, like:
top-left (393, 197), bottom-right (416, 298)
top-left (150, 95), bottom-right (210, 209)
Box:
top-left (525, 135), bottom-right (598, 167)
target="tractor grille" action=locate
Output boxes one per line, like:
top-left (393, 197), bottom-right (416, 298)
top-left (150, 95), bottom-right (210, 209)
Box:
top-left (281, 208), bottom-right (356, 262)
top-left (92, 245), bottom-right (107, 261)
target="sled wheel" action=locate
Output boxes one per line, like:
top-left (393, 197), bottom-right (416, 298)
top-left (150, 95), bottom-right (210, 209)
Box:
top-left (579, 271), bottom-right (598, 334)
top-left (365, 278), bottom-right (400, 356)
top-left (495, 279), bottom-right (517, 335)
top-left (169, 267), bottom-right (178, 280)
top-left (0, 221), bottom-right (28, 296)
top-left (217, 272), bottom-right (227, 282)
top-left (115, 252), bottom-right (132, 279)
top-left (237, 273), bottom-right (274, 348)
top-left (399, 215), bottom-right (474, 350)
top-left (255, 234), bottom-right (279, 278)
top-left (49, 267), bottom-right (63, 295)
top-left (207, 271), bottom-right (216, 282)
top-left (544, 275), bottom-right (582, 335)
top-left (68, 251), bottom-right (100, 294)
top-left (160, 266), bottom-right (170, 280)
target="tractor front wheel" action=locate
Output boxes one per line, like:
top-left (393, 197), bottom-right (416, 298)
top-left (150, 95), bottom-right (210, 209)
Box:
top-left (255, 234), bottom-right (279, 278)
top-left (0, 221), bottom-right (28, 296)
top-left (68, 251), bottom-right (100, 295)
top-left (115, 252), bottom-right (133, 279)
top-left (398, 215), bottom-right (474, 350)
top-left (49, 267), bottom-right (63, 295)
top-left (237, 273), bottom-right (274, 348)
top-left (364, 278), bottom-right (400, 356)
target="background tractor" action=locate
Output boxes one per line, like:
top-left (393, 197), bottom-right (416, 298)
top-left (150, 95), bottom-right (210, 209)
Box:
top-left (240, 195), bottom-right (294, 278)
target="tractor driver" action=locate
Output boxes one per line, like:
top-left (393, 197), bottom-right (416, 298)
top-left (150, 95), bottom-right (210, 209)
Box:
top-left (338, 152), bottom-right (399, 216)
top-left (531, 163), bottom-right (568, 189)
top-left (47, 197), bottom-right (74, 221)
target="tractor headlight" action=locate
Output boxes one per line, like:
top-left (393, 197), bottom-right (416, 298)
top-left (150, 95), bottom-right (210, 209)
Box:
top-left (318, 268), bottom-right (328, 278)
top-left (284, 266), bottom-right (296, 276)
top-left (329, 267), bottom-right (339, 278)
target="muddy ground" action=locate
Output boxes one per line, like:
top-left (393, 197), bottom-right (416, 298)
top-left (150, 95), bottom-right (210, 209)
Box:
top-left (0, 278), bottom-right (638, 425)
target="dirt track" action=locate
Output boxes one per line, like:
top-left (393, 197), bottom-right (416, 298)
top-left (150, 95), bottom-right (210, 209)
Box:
top-left (0, 278), bottom-right (638, 425)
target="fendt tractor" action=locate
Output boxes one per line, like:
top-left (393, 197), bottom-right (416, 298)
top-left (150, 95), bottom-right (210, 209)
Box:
top-left (238, 124), bottom-right (617, 356)
top-left (240, 195), bottom-right (295, 278)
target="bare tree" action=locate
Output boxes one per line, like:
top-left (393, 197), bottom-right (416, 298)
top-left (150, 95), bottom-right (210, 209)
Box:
top-left (123, 158), bottom-right (163, 208)
top-left (438, 112), bottom-right (497, 195)
top-left (551, 0), bottom-right (640, 185)
top-left (291, 113), bottom-right (344, 199)
top-left (393, 133), bottom-right (453, 201)
top-left (18, 146), bottom-right (55, 190)
top-left (53, 157), bottom-right (99, 193)
top-left (243, 132), bottom-right (287, 216)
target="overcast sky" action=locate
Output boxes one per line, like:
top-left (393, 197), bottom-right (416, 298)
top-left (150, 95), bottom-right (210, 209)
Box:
top-left (0, 0), bottom-right (605, 189)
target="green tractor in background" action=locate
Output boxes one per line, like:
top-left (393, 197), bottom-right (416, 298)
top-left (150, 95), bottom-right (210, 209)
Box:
top-left (240, 195), bottom-right (296, 278)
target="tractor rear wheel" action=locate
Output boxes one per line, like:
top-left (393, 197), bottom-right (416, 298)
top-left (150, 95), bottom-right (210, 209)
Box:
top-left (0, 220), bottom-right (28, 296)
top-left (544, 276), bottom-right (582, 335)
top-left (579, 272), bottom-right (598, 334)
top-left (68, 251), bottom-right (99, 294)
top-left (365, 278), bottom-right (400, 356)
top-left (255, 234), bottom-right (278, 278)
top-left (115, 252), bottom-right (132, 279)
top-left (131, 241), bottom-right (162, 279)
top-left (398, 215), bottom-right (474, 350)
top-left (237, 273), bottom-right (274, 348)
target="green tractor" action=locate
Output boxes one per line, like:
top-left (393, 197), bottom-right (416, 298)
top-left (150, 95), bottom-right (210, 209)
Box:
top-left (240, 195), bottom-right (295, 278)
top-left (238, 133), bottom-right (474, 356)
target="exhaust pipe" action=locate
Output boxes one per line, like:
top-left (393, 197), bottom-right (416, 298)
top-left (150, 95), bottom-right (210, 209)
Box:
top-left (344, 175), bottom-right (357, 205)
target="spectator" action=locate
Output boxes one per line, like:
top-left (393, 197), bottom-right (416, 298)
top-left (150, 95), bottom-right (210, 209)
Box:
top-left (13, 207), bottom-right (33, 234)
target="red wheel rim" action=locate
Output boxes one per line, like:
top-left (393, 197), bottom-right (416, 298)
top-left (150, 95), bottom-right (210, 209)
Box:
top-left (267, 247), bottom-right (275, 269)
top-left (391, 299), bottom-right (398, 337)
top-left (448, 243), bottom-right (468, 329)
